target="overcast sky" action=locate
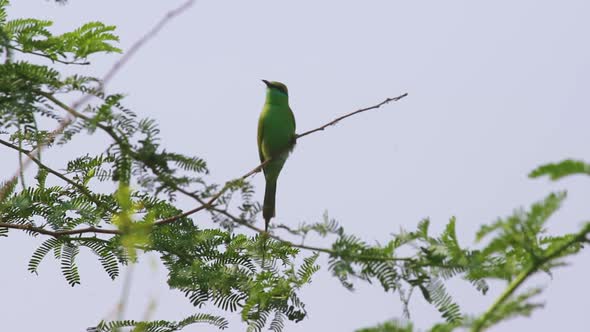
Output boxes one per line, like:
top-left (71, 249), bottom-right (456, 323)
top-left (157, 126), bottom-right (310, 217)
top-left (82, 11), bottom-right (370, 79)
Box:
top-left (2, 1), bottom-right (590, 331)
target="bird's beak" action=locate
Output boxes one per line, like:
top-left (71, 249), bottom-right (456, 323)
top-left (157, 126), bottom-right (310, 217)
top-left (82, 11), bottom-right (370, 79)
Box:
top-left (261, 79), bottom-right (271, 87)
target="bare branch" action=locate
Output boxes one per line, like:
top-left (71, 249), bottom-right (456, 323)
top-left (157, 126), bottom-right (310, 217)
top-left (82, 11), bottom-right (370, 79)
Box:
top-left (296, 93), bottom-right (408, 139)
top-left (154, 93), bottom-right (408, 226)
top-left (101, 0), bottom-right (195, 87)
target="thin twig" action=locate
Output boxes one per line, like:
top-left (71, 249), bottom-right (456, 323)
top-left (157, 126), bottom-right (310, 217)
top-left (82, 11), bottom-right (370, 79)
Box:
top-left (4, 26), bottom-right (408, 261)
top-left (153, 160), bottom-right (270, 227)
top-left (4, 92), bottom-right (407, 244)
top-left (296, 93), bottom-right (408, 139)
top-left (1, 118), bottom-right (74, 199)
top-left (39, 91), bottom-right (92, 121)
top-left (8, 46), bottom-right (90, 65)
top-left (0, 207), bottom-right (411, 261)
top-left (0, 222), bottom-right (120, 236)
top-left (17, 124), bottom-right (26, 190)
top-left (102, 0), bottom-right (195, 86)
top-left (154, 93), bottom-right (408, 226)
top-left (72, 0), bottom-right (196, 112)
top-left (0, 138), bottom-right (116, 214)
top-left (211, 206), bottom-right (414, 262)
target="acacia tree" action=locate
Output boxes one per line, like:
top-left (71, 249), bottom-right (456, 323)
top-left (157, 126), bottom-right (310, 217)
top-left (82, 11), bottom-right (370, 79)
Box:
top-left (1, 1), bottom-right (588, 331)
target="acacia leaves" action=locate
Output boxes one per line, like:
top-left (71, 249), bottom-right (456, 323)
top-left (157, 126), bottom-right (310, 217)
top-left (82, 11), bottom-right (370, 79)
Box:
top-left (151, 220), bottom-right (320, 331)
top-left (529, 159), bottom-right (590, 180)
top-left (92, 313), bottom-right (229, 332)
top-left (2, 0), bottom-right (590, 331)
top-left (3, 16), bottom-right (120, 63)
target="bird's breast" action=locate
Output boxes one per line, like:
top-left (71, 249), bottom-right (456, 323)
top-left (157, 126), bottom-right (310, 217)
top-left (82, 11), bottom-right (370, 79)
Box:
top-left (260, 105), bottom-right (295, 158)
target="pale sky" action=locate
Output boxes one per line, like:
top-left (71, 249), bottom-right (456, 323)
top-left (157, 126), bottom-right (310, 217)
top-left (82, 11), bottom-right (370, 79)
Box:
top-left (2, 1), bottom-right (590, 331)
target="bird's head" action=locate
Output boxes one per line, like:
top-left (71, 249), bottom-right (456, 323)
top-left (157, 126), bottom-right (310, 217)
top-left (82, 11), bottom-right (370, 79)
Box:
top-left (262, 80), bottom-right (289, 97)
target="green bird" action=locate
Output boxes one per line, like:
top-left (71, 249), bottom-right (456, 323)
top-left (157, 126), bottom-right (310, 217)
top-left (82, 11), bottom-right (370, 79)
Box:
top-left (257, 80), bottom-right (296, 232)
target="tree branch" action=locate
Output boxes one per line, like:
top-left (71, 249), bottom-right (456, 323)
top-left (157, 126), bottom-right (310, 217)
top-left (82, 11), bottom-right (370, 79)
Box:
top-left (4, 0), bottom-right (196, 188)
top-left (210, 205), bottom-right (414, 262)
top-left (5, 17), bottom-right (409, 260)
top-left (4, 92), bottom-right (407, 250)
top-left (154, 92), bottom-right (408, 226)
top-left (152, 162), bottom-right (270, 227)
top-left (1, 118), bottom-right (74, 199)
top-left (0, 222), bottom-right (120, 236)
top-left (296, 93), bottom-right (408, 139)
top-left (0, 138), bottom-right (116, 214)
top-left (471, 222), bottom-right (590, 331)
top-left (8, 45), bottom-right (90, 65)
top-left (100, 0), bottom-right (195, 88)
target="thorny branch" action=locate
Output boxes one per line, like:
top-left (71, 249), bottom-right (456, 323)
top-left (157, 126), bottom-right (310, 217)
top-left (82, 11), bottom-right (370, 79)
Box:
top-left (1, 92), bottom-right (408, 260)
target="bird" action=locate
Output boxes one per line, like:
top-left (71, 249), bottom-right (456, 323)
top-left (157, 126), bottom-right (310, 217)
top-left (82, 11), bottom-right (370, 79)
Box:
top-left (257, 80), bottom-right (296, 233)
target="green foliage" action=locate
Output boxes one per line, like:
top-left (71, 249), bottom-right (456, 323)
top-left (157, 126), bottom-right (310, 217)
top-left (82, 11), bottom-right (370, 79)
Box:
top-left (3, 16), bottom-right (120, 62)
top-left (287, 189), bottom-right (589, 331)
top-left (474, 192), bottom-right (574, 279)
top-left (152, 220), bottom-right (320, 331)
top-left (93, 313), bottom-right (229, 332)
top-left (28, 237), bottom-right (61, 274)
top-left (473, 287), bottom-right (544, 330)
top-left (529, 159), bottom-right (590, 180)
top-left (419, 278), bottom-right (461, 323)
top-left (27, 236), bottom-right (126, 284)
top-left (78, 238), bottom-right (122, 279)
top-left (356, 320), bottom-right (414, 332)
top-left (2, 1), bottom-right (590, 331)
top-left (60, 242), bottom-right (80, 286)
top-left (0, 1), bottom-right (7, 26)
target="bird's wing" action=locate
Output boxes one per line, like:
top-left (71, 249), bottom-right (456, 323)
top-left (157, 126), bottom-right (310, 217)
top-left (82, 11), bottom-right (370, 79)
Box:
top-left (289, 107), bottom-right (296, 133)
top-left (257, 111), bottom-right (266, 165)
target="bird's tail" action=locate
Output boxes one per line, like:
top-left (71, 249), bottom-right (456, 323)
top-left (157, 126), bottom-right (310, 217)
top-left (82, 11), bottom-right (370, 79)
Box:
top-left (262, 179), bottom-right (277, 230)
top-left (261, 215), bottom-right (270, 269)
top-left (261, 179), bottom-right (276, 268)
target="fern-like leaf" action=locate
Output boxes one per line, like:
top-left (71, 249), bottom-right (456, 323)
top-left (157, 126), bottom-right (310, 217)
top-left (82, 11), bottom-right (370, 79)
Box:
top-left (420, 278), bottom-right (462, 323)
top-left (269, 311), bottom-right (286, 332)
top-left (93, 313), bottom-right (228, 332)
top-left (78, 238), bottom-right (120, 279)
top-left (28, 237), bottom-right (61, 274)
top-left (60, 242), bottom-right (81, 286)
top-left (297, 253), bottom-right (320, 285)
top-left (529, 159), bottom-right (590, 180)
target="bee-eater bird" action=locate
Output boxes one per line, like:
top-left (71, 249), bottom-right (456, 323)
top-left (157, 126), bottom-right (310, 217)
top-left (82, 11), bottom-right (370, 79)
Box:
top-left (257, 80), bottom-right (296, 232)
